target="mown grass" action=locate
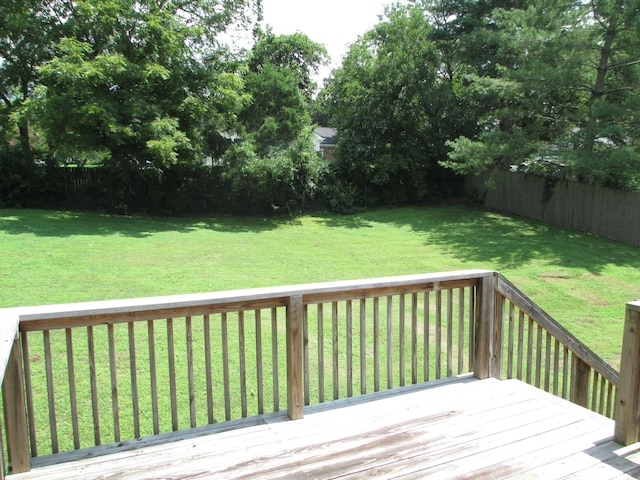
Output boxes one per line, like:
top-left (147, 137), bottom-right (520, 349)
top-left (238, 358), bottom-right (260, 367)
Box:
top-left (1, 204), bottom-right (638, 366)
top-left (2, 204), bottom-right (639, 456)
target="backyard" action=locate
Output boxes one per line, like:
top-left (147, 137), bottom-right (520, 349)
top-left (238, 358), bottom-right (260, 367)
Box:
top-left (2, 204), bottom-right (638, 369)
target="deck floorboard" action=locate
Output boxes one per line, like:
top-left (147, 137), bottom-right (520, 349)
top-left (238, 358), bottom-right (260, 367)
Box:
top-left (9, 377), bottom-right (640, 479)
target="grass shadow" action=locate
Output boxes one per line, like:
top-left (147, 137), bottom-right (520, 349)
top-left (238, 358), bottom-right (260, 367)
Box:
top-left (0, 209), bottom-right (284, 238)
top-left (323, 205), bottom-right (640, 274)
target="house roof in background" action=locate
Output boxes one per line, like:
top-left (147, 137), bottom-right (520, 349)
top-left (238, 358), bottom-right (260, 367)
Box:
top-left (314, 127), bottom-right (337, 146)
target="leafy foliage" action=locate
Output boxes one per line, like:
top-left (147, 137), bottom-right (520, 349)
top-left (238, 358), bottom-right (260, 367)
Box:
top-left (428, 0), bottom-right (640, 190)
top-left (323, 4), bottom-right (467, 207)
top-left (220, 128), bottom-right (328, 215)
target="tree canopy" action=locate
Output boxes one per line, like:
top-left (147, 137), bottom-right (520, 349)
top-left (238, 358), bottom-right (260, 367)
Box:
top-left (2, 0), bottom-right (638, 215)
top-left (323, 0), bottom-right (639, 195)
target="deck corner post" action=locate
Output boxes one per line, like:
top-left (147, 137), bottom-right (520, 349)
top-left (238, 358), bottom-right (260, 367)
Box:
top-left (474, 274), bottom-right (499, 380)
top-left (614, 301), bottom-right (640, 445)
top-left (286, 295), bottom-right (304, 420)
top-left (2, 336), bottom-right (30, 474)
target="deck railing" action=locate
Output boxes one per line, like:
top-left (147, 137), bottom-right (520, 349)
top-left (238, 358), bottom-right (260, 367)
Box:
top-left (0, 270), bottom-right (635, 477)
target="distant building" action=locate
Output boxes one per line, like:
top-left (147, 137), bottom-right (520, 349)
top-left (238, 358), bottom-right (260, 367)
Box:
top-left (313, 127), bottom-right (337, 160)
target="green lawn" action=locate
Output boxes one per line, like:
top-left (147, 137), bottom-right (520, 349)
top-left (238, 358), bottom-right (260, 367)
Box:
top-left (1, 204), bottom-right (639, 368)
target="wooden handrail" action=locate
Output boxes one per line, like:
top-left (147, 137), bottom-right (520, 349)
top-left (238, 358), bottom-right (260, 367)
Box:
top-left (15, 270), bottom-right (491, 331)
top-left (0, 269), bottom-right (631, 476)
top-left (496, 274), bottom-right (620, 385)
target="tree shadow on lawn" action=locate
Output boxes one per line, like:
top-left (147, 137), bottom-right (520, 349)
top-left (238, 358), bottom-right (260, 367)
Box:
top-left (0, 209), bottom-right (284, 238)
top-left (325, 205), bottom-right (640, 275)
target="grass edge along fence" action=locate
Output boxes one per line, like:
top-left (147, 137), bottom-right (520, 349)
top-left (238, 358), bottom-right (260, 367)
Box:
top-left (465, 171), bottom-right (640, 248)
top-left (1, 269), bottom-right (637, 477)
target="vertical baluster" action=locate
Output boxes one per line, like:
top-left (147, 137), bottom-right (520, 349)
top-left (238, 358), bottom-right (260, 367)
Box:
top-left (166, 318), bottom-right (178, 430)
top-left (424, 290), bottom-right (430, 382)
top-left (128, 323), bottom-right (140, 439)
top-left (20, 333), bottom-right (37, 456)
top-left (86, 326), bottom-right (101, 445)
top-left (598, 375), bottom-right (606, 416)
top-left (468, 287), bottom-right (475, 368)
top-left (373, 298), bottom-right (380, 392)
top-left (562, 346), bottom-right (569, 399)
top-left (238, 311), bottom-right (247, 418)
top-left (65, 328), bottom-right (80, 449)
top-left (386, 296), bottom-right (393, 389)
top-left (317, 304), bottom-right (325, 402)
top-left (544, 332), bottom-right (552, 392)
top-left (446, 289), bottom-right (453, 378)
top-left (303, 305), bottom-right (310, 405)
top-left (271, 308), bottom-right (280, 411)
top-left (186, 316), bottom-right (196, 428)
top-left (221, 313), bottom-right (231, 421)
top-left (507, 302), bottom-right (515, 379)
top-left (43, 331), bottom-right (58, 453)
top-left (107, 324), bottom-right (120, 442)
top-left (256, 310), bottom-right (264, 414)
top-left (411, 293), bottom-right (418, 384)
top-left (346, 300), bottom-right (353, 397)
top-left (399, 294), bottom-right (406, 387)
top-left (204, 314), bottom-right (214, 424)
top-left (535, 324), bottom-right (543, 388)
top-left (435, 290), bottom-right (442, 379)
top-left (360, 298), bottom-right (367, 394)
top-left (332, 301), bottom-right (339, 400)
top-left (553, 339), bottom-right (560, 396)
top-left (516, 311), bottom-right (525, 381)
top-left (526, 317), bottom-right (534, 385)
top-left (591, 371), bottom-right (599, 414)
top-left (458, 288), bottom-right (465, 374)
top-left (147, 320), bottom-right (159, 435)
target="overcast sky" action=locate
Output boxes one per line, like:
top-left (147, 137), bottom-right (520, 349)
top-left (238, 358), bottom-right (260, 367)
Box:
top-left (260, 0), bottom-right (409, 85)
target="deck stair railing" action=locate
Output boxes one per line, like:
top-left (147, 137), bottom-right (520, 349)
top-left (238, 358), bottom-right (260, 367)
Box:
top-left (0, 269), bottom-right (637, 477)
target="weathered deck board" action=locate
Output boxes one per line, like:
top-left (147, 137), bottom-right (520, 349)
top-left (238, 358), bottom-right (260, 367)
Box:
top-left (9, 377), bottom-right (639, 480)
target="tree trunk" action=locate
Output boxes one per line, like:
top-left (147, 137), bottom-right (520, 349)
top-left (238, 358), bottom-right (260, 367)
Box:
top-left (19, 78), bottom-right (33, 161)
top-left (582, 13), bottom-right (618, 155)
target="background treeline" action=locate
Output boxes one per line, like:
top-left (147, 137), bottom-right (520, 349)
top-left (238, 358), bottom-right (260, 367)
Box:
top-left (1, 0), bottom-right (638, 215)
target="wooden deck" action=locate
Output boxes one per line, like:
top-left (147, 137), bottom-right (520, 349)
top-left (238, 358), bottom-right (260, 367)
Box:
top-left (9, 376), bottom-right (640, 479)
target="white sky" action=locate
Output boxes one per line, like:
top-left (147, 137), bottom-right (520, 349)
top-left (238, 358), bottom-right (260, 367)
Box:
top-left (260, 0), bottom-right (408, 85)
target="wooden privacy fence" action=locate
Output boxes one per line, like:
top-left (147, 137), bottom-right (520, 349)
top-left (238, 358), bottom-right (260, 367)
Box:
top-left (0, 270), bottom-right (637, 477)
top-left (465, 171), bottom-right (640, 247)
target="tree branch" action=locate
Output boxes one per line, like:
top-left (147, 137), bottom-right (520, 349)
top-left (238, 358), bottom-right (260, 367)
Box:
top-left (1, 91), bottom-right (12, 108)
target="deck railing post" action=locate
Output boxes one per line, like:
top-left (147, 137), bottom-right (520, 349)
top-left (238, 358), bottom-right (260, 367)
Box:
top-left (570, 354), bottom-right (590, 409)
top-left (2, 336), bottom-right (30, 474)
top-left (474, 274), bottom-right (500, 379)
top-left (614, 301), bottom-right (640, 445)
top-left (286, 295), bottom-right (304, 420)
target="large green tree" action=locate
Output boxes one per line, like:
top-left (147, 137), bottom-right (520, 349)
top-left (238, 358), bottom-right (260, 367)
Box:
top-left (23, 0), bottom-right (260, 169)
top-left (240, 32), bottom-right (327, 154)
top-left (435, 0), bottom-right (640, 190)
top-left (323, 3), bottom-right (470, 206)
top-left (0, 0), bottom-right (72, 159)
top-left (221, 31), bottom-right (329, 213)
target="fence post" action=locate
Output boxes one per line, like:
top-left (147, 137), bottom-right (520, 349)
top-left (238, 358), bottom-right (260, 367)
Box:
top-left (474, 274), bottom-right (498, 379)
top-left (570, 354), bottom-right (591, 409)
top-left (615, 301), bottom-right (640, 445)
top-left (2, 337), bottom-right (30, 473)
top-left (286, 295), bottom-right (304, 420)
